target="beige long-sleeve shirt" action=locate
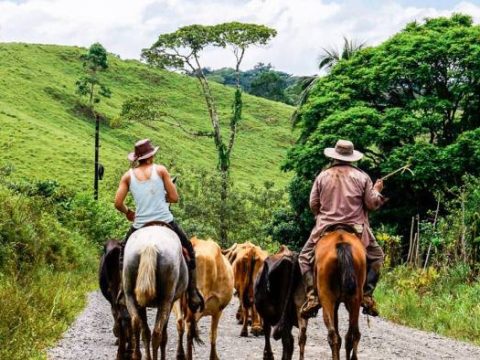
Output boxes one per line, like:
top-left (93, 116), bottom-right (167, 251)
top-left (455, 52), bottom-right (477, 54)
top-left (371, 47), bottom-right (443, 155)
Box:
top-left (309, 164), bottom-right (385, 247)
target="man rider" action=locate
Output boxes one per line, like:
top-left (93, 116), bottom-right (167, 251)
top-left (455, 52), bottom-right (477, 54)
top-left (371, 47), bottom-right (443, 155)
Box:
top-left (299, 139), bottom-right (385, 318)
top-left (114, 139), bottom-right (204, 312)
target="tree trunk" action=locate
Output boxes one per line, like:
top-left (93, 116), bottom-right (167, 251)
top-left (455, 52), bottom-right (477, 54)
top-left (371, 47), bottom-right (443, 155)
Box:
top-left (219, 168), bottom-right (229, 247)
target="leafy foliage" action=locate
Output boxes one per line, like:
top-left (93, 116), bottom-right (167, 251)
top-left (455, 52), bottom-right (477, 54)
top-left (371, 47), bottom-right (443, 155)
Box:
top-left (318, 36), bottom-right (366, 71)
top-left (200, 63), bottom-right (306, 105)
top-left (172, 167), bottom-right (286, 250)
top-left (75, 43), bottom-right (111, 107)
top-left (278, 14), bottom-right (480, 249)
top-left (143, 22), bottom-right (277, 244)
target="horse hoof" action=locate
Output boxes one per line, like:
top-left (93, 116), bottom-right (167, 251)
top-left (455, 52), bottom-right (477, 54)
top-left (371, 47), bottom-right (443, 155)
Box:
top-left (240, 329), bottom-right (248, 337)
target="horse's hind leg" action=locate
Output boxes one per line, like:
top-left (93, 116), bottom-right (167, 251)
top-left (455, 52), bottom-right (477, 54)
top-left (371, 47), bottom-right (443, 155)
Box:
top-left (125, 294), bottom-right (142, 360)
top-left (152, 305), bottom-right (170, 360)
top-left (345, 300), bottom-right (361, 360)
top-left (139, 307), bottom-right (152, 360)
top-left (321, 297), bottom-right (341, 360)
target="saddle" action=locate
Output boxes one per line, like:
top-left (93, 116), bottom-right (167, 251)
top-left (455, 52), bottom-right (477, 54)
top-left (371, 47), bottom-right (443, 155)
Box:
top-left (142, 221), bottom-right (191, 263)
top-left (322, 223), bottom-right (361, 238)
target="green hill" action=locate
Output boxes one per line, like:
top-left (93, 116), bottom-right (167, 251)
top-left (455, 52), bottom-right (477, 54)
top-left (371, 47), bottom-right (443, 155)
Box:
top-left (0, 43), bottom-right (294, 197)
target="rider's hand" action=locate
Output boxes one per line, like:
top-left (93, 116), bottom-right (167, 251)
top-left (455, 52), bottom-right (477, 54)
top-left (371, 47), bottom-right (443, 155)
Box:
top-left (373, 179), bottom-right (384, 193)
top-left (126, 209), bottom-right (135, 222)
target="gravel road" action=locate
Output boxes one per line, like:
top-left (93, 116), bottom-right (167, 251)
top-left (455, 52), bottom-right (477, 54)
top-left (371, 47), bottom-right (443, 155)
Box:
top-left (48, 291), bottom-right (480, 360)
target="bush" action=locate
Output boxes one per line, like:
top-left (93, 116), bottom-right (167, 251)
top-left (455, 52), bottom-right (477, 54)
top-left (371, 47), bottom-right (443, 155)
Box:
top-left (172, 168), bottom-right (286, 250)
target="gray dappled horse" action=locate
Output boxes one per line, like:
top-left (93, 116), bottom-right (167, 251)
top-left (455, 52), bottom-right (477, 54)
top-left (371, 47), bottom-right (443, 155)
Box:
top-left (123, 226), bottom-right (188, 360)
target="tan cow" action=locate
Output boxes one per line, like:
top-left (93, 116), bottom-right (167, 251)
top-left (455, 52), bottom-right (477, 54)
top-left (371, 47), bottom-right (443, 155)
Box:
top-left (224, 242), bottom-right (268, 337)
top-left (175, 237), bottom-right (234, 360)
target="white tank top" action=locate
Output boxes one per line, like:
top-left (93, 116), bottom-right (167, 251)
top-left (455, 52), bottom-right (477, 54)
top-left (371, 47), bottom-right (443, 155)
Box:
top-left (129, 164), bottom-right (174, 229)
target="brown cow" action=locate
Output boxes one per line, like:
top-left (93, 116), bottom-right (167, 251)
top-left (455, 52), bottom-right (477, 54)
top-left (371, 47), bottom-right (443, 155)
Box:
top-left (224, 242), bottom-right (268, 337)
top-left (175, 237), bottom-right (234, 360)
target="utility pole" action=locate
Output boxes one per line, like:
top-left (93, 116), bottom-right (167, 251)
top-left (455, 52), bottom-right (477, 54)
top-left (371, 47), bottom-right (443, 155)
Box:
top-left (94, 113), bottom-right (99, 200)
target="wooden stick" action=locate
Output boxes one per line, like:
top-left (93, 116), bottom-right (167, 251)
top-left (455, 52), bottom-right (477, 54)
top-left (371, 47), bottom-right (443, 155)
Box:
top-left (415, 214), bottom-right (421, 268)
top-left (423, 198), bottom-right (441, 270)
top-left (380, 164), bottom-right (413, 181)
top-left (407, 216), bottom-right (415, 264)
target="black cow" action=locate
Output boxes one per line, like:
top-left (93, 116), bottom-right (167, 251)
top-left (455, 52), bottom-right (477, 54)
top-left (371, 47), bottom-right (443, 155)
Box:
top-left (254, 245), bottom-right (308, 360)
top-left (99, 239), bottom-right (132, 360)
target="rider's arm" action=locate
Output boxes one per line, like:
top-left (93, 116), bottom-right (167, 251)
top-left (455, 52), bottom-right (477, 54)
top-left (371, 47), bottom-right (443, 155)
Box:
top-left (157, 165), bottom-right (179, 203)
top-left (115, 173), bottom-right (134, 221)
top-left (309, 176), bottom-right (321, 216)
top-left (364, 177), bottom-right (385, 211)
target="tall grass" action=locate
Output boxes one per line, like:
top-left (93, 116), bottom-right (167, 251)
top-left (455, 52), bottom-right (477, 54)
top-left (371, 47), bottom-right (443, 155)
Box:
top-left (377, 265), bottom-right (480, 345)
top-left (0, 181), bottom-right (100, 359)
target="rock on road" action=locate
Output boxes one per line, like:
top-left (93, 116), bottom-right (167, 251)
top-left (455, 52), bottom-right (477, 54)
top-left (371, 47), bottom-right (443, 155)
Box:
top-left (48, 291), bottom-right (480, 360)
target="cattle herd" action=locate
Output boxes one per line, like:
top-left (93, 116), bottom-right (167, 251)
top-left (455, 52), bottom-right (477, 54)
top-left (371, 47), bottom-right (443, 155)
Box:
top-left (100, 237), bottom-right (309, 360)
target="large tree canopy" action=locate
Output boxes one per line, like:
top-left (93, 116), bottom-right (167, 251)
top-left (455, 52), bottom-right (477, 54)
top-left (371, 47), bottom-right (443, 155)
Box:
top-left (275, 14), bottom-right (480, 249)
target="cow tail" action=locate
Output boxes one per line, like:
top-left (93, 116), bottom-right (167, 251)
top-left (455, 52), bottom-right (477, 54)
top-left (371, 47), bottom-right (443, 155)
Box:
top-left (242, 253), bottom-right (256, 307)
top-left (135, 245), bottom-right (158, 307)
top-left (336, 242), bottom-right (357, 296)
top-left (188, 317), bottom-right (204, 346)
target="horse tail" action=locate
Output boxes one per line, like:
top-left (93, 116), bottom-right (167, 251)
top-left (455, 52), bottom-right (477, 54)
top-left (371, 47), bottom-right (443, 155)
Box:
top-left (336, 242), bottom-right (357, 296)
top-left (135, 245), bottom-right (158, 307)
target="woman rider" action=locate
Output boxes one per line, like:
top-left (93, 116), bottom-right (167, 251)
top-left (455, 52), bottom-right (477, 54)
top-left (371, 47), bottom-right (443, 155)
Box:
top-left (114, 139), bottom-right (204, 312)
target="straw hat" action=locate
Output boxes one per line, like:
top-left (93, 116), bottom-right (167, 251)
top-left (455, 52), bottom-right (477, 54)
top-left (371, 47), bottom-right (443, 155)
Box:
top-left (324, 139), bottom-right (363, 162)
top-left (127, 139), bottom-right (159, 162)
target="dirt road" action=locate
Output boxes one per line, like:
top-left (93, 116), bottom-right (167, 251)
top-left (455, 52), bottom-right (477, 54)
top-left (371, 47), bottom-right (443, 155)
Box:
top-left (48, 291), bottom-right (480, 359)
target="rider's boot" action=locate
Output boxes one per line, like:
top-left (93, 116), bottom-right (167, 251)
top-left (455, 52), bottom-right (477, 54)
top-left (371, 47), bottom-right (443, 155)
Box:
top-left (300, 270), bottom-right (321, 319)
top-left (362, 265), bottom-right (380, 316)
top-left (187, 264), bottom-right (205, 313)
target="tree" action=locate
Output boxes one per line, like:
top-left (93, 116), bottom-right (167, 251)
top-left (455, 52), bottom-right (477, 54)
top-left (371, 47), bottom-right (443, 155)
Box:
top-left (75, 43), bottom-right (111, 200)
top-left (250, 70), bottom-right (288, 102)
top-left (142, 22), bottom-right (277, 245)
top-left (318, 36), bottom-right (366, 71)
top-left (275, 14), bottom-right (480, 252)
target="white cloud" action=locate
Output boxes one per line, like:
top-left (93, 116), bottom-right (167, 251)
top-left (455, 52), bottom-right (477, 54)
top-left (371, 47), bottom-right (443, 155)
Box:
top-left (0, 0), bottom-right (479, 75)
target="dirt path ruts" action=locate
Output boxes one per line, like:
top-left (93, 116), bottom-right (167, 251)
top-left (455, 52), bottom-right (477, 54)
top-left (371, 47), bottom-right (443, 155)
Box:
top-left (48, 291), bottom-right (480, 359)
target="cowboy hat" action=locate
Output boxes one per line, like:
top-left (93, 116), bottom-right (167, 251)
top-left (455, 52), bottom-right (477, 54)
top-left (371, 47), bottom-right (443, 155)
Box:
top-left (127, 139), bottom-right (159, 162)
top-left (324, 139), bottom-right (363, 162)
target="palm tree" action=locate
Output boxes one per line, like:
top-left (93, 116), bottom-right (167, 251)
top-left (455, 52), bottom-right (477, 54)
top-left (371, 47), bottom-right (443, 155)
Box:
top-left (318, 37), bottom-right (366, 71)
top-left (291, 37), bottom-right (365, 124)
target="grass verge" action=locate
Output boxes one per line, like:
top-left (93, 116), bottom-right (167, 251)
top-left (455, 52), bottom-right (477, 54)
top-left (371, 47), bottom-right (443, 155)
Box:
top-left (376, 265), bottom-right (480, 345)
top-left (0, 265), bottom-right (96, 359)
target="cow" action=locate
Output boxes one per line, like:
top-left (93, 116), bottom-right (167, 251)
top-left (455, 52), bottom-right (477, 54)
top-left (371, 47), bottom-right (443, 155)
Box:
top-left (99, 239), bottom-right (132, 360)
top-left (175, 237), bottom-right (234, 360)
top-left (224, 242), bottom-right (268, 337)
top-left (254, 245), bottom-right (308, 360)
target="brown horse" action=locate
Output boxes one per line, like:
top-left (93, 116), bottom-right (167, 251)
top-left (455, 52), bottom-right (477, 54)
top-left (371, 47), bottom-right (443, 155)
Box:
top-left (315, 228), bottom-right (366, 360)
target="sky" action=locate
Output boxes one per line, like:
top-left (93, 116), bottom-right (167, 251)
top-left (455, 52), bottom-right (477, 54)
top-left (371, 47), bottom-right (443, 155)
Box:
top-left (0, 0), bottom-right (480, 75)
